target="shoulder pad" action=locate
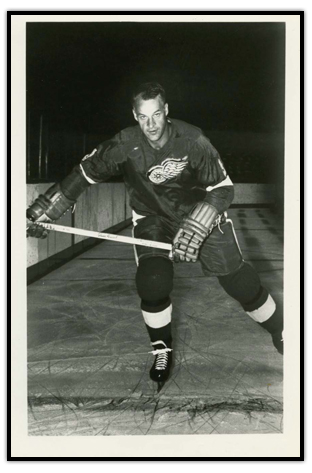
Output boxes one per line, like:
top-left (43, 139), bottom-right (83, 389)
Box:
top-left (170, 118), bottom-right (203, 140)
top-left (119, 125), bottom-right (141, 142)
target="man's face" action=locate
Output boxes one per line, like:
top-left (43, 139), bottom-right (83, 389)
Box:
top-left (133, 95), bottom-right (169, 148)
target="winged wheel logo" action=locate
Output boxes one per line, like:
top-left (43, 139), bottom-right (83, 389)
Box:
top-left (147, 156), bottom-right (188, 184)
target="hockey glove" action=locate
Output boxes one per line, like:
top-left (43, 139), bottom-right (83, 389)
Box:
top-left (27, 167), bottom-right (90, 239)
top-left (173, 202), bottom-right (219, 262)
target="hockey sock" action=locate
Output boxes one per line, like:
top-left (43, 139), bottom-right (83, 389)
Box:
top-left (242, 287), bottom-right (283, 334)
top-left (218, 262), bottom-right (283, 335)
top-left (258, 308), bottom-right (283, 335)
top-left (141, 298), bottom-right (172, 347)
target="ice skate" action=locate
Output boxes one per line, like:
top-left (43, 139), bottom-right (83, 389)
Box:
top-left (149, 340), bottom-right (172, 392)
top-left (272, 331), bottom-right (283, 355)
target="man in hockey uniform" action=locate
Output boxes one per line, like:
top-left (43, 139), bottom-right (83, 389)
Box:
top-left (27, 82), bottom-right (283, 391)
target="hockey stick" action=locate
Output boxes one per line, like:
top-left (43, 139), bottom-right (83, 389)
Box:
top-left (31, 221), bottom-right (173, 251)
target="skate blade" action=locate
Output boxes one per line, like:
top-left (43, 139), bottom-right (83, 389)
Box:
top-left (157, 381), bottom-right (165, 393)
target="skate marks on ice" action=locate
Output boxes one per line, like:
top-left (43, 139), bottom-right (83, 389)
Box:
top-left (28, 394), bottom-right (283, 436)
top-left (28, 210), bottom-right (283, 435)
top-left (28, 278), bottom-right (283, 436)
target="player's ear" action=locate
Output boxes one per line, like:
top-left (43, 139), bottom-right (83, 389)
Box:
top-left (164, 103), bottom-right (169, 116)
top-left (132, 109), bottom-right (138, 121)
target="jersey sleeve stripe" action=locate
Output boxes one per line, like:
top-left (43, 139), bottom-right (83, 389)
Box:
top-left (206, 175), bottom-right (233, 192)
top-left (79, 164), bottom-right (98, 185)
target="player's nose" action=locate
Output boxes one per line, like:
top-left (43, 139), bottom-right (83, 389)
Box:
top-left (147, 117), bottom-right (156, 129)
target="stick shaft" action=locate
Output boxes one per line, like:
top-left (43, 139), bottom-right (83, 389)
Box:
top-left (36, 222), bottom-right (173, 251)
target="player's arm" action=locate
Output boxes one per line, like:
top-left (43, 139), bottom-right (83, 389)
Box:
top-left (27, 138), bottom-right (124, 238)
top-left (173, 135), bottom-right (233, 262)
top-left (26, 166), bottom-right (91, 238)
top-left (194, 135), bottom-right (234, 213)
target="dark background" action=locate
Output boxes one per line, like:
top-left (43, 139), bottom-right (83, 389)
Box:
top-left (26, 21), bottom-right (285, 183)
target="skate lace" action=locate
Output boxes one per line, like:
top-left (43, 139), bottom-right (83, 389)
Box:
top-left (149, 341), bottom-right (172, 371)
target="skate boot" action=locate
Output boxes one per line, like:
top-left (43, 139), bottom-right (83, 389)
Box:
top-left (271, 331), bottom-right (284, 355)
top-left (149, 340), bottom-right (173, 392)
top-left (257, 307), bottom-right (283, 355)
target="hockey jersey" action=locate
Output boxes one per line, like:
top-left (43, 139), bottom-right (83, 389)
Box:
top-left (80, 118), bottom-right (234, 223)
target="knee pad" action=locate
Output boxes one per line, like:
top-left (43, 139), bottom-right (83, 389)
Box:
top-left (136, 256), bottom-right (173, 303)
top-left (218, 262), bottom-right (265, 307)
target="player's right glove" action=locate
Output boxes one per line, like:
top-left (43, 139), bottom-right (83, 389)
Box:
top-left (26, 183), bottom-right (75, 238)
top-left (173, 202), bottom-right (221, 262)
top-left (26, 167), bottom-right (90, 239)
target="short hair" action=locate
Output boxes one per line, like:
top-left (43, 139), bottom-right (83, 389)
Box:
top-left (132, 82), bottom-right (166, 108)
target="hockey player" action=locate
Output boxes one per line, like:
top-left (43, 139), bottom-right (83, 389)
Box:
top-left (27, 82), bottom-right (283, 392)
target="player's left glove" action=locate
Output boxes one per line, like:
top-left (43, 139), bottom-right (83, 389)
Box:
top-left (173, 202), bottom-right (220, 262)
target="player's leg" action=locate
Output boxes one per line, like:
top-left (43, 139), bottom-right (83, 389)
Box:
top-left (200, 217), bottom-right (283, 354)
top-left (133, 214), bottom-right (176, 388)
top-left (218, 262), bottom-right (283, 354)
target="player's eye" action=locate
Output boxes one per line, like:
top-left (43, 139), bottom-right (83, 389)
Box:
top-left (154, 113), bottom-right (161, 117)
